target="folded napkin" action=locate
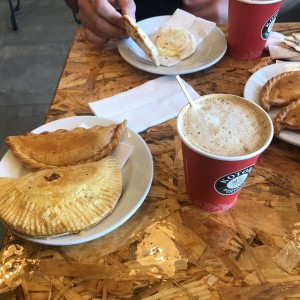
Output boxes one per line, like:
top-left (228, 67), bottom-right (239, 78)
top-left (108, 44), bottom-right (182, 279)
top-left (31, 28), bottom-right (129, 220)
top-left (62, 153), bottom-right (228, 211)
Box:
top-left (89, 76), bottom-right (200, 133)
top-left (266, 32), bottom-right (300, 61)
top-left (133, 8), bottom-right (216, 67)
top-left (165, 9), bottom-right (216, 45)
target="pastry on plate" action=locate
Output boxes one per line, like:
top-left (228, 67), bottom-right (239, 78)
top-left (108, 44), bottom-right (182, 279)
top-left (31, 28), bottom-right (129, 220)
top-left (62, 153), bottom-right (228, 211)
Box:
top-left (5, 120), bottom-right (127, 170)
top-left (0, 156), bottom-right (122, 238)
top-left (260, 71), bottom-right (300, 111)
top-left (273, 99), bottom-right (300, 135)
top-left (283, 34), bottom-right (300, 53)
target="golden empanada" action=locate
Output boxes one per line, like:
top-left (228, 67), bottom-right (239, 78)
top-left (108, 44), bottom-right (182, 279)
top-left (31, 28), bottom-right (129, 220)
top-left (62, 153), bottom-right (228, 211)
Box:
top-left (274, 99), bottom-right (300, 135)
top-left (5, 120), bottom-right (126, 170)
top-left (260, 71), bottom-right (300, 111)
top-left (0, 156), bottom-right (122, 238)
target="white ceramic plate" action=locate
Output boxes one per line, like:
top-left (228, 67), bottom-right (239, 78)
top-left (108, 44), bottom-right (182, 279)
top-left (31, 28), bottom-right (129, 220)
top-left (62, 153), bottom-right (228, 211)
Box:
top-left (0, 116), bottom-right (153, 246)
top-left (118, 15), bottom-right (227, 75)
top-left (244, 62), bottom-right (300, 147)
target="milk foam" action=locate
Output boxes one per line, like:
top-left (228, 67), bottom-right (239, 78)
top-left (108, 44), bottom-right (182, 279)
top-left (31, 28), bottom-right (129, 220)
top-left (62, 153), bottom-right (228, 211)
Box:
top-left (178, 96), bottom-right (271, 157)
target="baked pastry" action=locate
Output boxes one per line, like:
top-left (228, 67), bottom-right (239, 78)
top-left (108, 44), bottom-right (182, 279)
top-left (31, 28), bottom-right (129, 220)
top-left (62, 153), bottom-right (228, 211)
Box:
top-left (0, 156), bottom-right (122, 238)
top-left (283, 34), bottom-right (300, 53)
top-left (123, 15), bottom-right (160, 66)
top-left (5, 120), bottom-right (126, 170)
top-left (274, 99), bottom-right (300, 135)
top-left (260, 71), bottom-right (300, 111)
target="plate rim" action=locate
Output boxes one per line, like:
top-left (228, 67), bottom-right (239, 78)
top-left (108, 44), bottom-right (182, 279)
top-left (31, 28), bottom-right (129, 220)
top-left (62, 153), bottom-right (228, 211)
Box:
top-left (118, 15), bottom-right (227, 75)
top-left (0, 116), bottom-right (154, 246)
top-left (243, 61), bottom-right (300, 147)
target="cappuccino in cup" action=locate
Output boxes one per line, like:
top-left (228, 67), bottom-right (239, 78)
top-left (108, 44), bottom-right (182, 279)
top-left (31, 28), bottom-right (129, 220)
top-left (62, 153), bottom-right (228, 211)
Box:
top-left (178, 95), bottom-right (271, 157)
top-left (177, 94), bottom-right (273, 212)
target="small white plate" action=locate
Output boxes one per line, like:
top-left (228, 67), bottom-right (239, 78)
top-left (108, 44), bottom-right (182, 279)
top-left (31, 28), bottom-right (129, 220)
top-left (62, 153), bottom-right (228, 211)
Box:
top-left (0, 116), bottom-right (153, 246)
top-left (244, 62), bottom-right (300, 147)
top-left (118, 15), bottom-right (227, 75)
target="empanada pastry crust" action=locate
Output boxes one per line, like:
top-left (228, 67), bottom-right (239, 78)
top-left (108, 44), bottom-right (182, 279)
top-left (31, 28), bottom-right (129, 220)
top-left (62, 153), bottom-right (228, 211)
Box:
top-left (274, 99), bottom-right (300, 135)
top-left (260, 71), bottom-right (300, 111)
top-left (0, 156), bottom-right (122, 238)
top-left (5, 120), bottom-right (126, 170)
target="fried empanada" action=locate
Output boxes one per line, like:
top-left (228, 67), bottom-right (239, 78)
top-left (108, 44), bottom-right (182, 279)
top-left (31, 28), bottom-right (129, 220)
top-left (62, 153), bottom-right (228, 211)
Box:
top-left (274, 99), bottom-right (300, 135)
top-left (0, 156), bottom-right (122, 238)
top-left (5, 120), bottom-right (127, 170)
top-left (260, 71), bottom-right (300, 111)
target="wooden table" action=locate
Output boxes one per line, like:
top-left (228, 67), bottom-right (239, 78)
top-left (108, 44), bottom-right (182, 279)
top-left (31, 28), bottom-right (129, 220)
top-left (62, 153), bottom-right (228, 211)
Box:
top-left (1, 23), bottom-right (300, 299)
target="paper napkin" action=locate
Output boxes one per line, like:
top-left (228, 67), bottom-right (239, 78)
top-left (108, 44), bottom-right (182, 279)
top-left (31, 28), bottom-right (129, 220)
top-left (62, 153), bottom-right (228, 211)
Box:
top-left (266, 32), bottom-right (300, 61)
top-left (89, 76), bottom-right (200, 133)
top-left (165, 9), bottom-right (216, 45)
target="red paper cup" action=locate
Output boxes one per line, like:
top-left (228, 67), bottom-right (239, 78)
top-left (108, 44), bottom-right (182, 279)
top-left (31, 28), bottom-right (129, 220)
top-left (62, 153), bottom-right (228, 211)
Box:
top-left (227, 0), bottom-right (282, 60)
top-left (177, 94), bottom-right (273, 212)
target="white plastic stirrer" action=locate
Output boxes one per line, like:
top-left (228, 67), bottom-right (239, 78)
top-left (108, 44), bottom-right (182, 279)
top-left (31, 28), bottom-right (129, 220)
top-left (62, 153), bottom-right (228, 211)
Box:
top-left (176, 75), bottom-right (196, 108)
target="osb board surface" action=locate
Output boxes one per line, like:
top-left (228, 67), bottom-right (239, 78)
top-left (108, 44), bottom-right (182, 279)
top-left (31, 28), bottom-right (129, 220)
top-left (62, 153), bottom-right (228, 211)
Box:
top-left (1, 23), bottom-right (300, 299)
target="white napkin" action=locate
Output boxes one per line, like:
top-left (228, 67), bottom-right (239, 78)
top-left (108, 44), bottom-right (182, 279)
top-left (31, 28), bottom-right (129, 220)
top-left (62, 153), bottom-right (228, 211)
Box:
top-left (266, 32), bottom-right (300, 61)
top-left (89, 76), bottom-right (200, 133)
top-left (133, 9), bottom-right (216, 67)
top-left (112, 142), bottom-right (133, 169)
top-left (165, 8), bottom-right (216, 45)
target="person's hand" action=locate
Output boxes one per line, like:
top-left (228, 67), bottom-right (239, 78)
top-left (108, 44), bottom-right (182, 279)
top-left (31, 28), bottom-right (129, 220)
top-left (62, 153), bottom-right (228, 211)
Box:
top-left (183, 0), bottom-right (228, 24)
top-left (78, 0), bottom-right (136, 47)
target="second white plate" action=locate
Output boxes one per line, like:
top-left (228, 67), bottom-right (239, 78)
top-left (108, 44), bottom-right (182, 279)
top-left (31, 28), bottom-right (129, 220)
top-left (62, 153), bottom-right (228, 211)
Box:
top-left (244, 62), bottom-right (300, 147)
top-left (118, 15), bottom-right (227, 75)
top-left (0, 116), bottom-right (153, 246)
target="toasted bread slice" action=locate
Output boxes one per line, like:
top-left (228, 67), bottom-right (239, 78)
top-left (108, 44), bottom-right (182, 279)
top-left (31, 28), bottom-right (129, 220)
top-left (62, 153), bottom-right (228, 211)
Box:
top-left (123, 14), bottom-right (160, 66)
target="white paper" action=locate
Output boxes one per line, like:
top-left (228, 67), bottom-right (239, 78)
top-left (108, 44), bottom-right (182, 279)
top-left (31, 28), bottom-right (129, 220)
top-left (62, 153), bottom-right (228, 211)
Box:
top-left (266, 31), bottom-right (300, 61)
top-left (89, 76), bottom-right (200, 133)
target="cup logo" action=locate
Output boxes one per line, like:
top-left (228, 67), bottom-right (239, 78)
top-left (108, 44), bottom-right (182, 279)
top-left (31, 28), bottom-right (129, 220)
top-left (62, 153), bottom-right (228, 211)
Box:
top-left (214, 165), bottom-right (254, 195)
top-left (261, 11), bottom-right (278, 40)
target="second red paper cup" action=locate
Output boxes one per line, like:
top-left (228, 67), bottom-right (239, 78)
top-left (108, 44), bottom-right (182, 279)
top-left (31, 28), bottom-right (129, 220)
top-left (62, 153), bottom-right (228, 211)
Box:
top-left (227, 0), bottom-right (282, 60)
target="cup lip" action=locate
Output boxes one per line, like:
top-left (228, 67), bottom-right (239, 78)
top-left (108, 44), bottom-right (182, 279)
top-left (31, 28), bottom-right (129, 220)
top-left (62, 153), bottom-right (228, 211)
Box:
top-left (237, 0), bottom-right (282, 4)
top-left (176, 94), bottom-right (274, 162)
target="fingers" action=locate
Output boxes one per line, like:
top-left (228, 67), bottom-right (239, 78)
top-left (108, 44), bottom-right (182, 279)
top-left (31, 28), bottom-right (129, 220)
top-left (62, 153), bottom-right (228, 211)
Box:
top-left (78, 0), bottom-right (132, 44)
top-left (83, 27), bottom-right (109, 47)
top-left (118, 0), bottom-right (136, 20)
top-left (89, 0), bottom-right (125, 29)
